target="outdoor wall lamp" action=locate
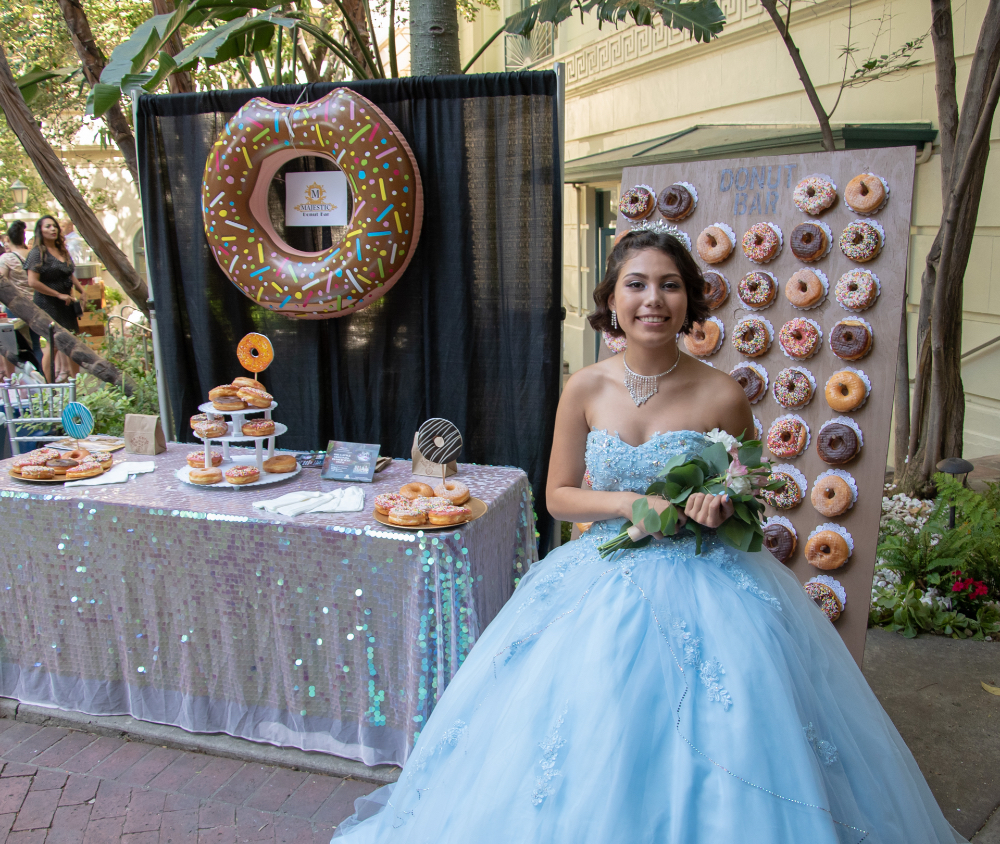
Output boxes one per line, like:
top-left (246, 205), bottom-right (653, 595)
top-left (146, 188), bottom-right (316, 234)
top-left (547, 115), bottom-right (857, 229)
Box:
top-left (936, 456), bottom-right (975, 529)
top-left (10, 179), bottom-right (28, 211)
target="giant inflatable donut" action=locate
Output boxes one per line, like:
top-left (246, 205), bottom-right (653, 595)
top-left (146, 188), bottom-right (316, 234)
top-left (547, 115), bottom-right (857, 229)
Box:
top-left (202, 88), bottom-right (423, 319)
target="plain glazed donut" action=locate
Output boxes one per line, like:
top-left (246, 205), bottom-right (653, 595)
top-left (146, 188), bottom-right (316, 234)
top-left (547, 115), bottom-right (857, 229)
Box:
top-left (190, 466), bottom-right (223, 485)
top-left (784, 269), bottom-right (825, 309)
top-left (434, 480), bottom-right (470, 505)
top-left (237, 387), bottom-right (273, 408)
top-left (696, 226), bottom-right (732, 263)
top-left (683, 319), bottom-right (722, 357)
top-left (66, 448), bottom-right (91, 462)
top-left (825, 371), bottom-right (868, 412)
top-left (805, 531), bottom-right (850, 570)
top-left (212, 397), bottom-right (247, 412)
top-left (209, 385), bottom-right (239, 400)
top-left (203, 89), bottom-right (423, 319)
top-left (400, 482), bottom-right (434, 500)
top-left (263, 454), bottom-right (298, 474)
top-left (844, 174), bottom-right (886, 214)
top-left (810, 475), bottom-right (854, 517)
top-left (232, 376), bottom-right (261, 390)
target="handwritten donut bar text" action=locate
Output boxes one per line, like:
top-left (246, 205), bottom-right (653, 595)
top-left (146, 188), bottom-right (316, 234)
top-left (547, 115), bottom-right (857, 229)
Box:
top-left (719, 164), bottom-right (799, 216)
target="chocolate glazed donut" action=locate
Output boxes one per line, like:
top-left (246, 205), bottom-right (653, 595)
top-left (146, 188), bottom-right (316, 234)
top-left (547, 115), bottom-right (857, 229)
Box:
top-left (830, 320), bottom-right (872, 360)
top-left (703, 271), bottom-right (729, 309)
top-left (817, 423), bottom-right (860, 464)
top-left (731, 365), bottom-right (764, 402)
top-left (790, 222), bottom-right (826, 261)
top-left (763, 524), bottom-right (796, 563)
top-left (657, 184), bottom-right (694, 221)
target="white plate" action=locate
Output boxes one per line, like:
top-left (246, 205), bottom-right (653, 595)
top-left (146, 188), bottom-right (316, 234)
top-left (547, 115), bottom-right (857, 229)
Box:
top-left (198, 401), bottom-right (277, 415)
top-left (174, 457), bottom-right (301, 489)
top-left (193, 422), bottom-right (288, 443)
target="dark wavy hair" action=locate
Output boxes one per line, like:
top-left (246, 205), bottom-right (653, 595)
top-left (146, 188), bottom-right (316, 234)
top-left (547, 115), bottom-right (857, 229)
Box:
top-left (6, 220), bottom-right (27, 248)
top-left (588, 229), bottom-right (709, 338)
top-left (33, 215), bottom-right (67, 257)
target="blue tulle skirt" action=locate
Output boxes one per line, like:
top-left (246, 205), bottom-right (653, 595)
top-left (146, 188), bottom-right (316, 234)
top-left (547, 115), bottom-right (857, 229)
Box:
top-left (333, 523), bottom-right (963, 843)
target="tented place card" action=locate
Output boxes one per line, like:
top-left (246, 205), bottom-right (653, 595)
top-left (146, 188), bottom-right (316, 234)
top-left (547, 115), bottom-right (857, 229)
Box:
top-left (321, 440), bottom-right (380, 482)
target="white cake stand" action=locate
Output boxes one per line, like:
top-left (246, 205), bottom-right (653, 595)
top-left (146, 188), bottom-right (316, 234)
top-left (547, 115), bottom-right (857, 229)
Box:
top-left (194, 400), bottom-right (284, 470)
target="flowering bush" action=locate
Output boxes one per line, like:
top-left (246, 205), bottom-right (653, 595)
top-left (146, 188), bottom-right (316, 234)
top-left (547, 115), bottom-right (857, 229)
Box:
top-left (872, 474), bottom-right (1000, 640)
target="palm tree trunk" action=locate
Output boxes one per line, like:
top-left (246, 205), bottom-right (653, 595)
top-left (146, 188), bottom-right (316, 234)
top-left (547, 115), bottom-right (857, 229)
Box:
top-left (150, 0), bottom-right (197, 93)
top-left (410, 0), bottom-right (461, 75)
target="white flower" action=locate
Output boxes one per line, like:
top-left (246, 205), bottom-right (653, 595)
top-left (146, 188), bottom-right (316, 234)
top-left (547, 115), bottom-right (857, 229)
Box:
top-left (727, 475), bottom-right (752, 496)
top-left (705, 428), bottom-right (739, 452)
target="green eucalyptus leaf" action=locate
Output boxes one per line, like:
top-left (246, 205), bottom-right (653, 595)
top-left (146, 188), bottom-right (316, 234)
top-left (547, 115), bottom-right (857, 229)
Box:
top-left (699, 442), bottom-right (729, 475)
top-left (738, 444), bottom-right (762, 467)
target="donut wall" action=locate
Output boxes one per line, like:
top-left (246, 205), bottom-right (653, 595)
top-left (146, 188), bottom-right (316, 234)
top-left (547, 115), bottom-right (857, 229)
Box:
top-left (615, 148), bottom-right (915, 662)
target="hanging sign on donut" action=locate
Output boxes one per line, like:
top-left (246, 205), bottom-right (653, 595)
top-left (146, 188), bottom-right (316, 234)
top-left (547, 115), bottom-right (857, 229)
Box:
top-left (202, 88), bottom-right (423, 320)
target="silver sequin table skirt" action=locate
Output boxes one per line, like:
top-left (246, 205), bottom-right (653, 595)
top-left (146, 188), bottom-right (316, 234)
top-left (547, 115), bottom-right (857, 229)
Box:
top-left (0, 445), bottom-right (537, 766)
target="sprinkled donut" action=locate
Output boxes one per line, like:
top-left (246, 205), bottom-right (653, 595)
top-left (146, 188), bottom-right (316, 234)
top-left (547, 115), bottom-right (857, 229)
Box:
top-left (793, 176), bottom-right (837, 215)
top-left (778, 318), bottom-right (822, 360)
top-left (805, 579), bottom-right (844, 620)
top-left (237, 333), bottom-right (273, 372)
top-left (835, 269), bottom-right (880, 311)
top-left (839, 220), bottom-right (882, 262)
top-left (741, 223), bottom-right (781, 263)
top-left (202, 88), bottom-right (423, 319)
top-left (732, 318), bottom-right (771, 357)
top-left (772, 367), bottom-right (814, 408)
top-left (737, 271), bottom-right (777, 309)
top-left (767, 416), bottom-right (809, 459)
top-left (763, 472), bottom-right (803, 509)
top-left (374, 492), bottom-right (410, 515)
top-left (619, 185), bottom-right (656, 220)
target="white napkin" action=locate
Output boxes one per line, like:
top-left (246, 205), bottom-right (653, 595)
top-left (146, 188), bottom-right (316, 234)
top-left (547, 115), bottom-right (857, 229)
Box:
top-left (252, 487), bottom-right (365, 517)
top-left (64, 461), bottom-right (155, 487)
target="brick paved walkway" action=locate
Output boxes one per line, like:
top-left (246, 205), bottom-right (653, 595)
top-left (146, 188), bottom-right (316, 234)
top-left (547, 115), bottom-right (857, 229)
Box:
top-left (0, 717), bottom-right (376, 842)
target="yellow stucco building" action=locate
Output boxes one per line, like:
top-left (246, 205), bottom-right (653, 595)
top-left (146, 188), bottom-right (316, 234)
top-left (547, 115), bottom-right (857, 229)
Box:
top-left (461, 0), bottom-right (1000, 458)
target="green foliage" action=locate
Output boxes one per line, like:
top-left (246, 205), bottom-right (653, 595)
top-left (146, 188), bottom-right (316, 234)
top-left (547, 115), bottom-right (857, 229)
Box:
top-left (77, 329), bottom-right (158, 436)
top-left (872, 473), bottom-right (1000, 639)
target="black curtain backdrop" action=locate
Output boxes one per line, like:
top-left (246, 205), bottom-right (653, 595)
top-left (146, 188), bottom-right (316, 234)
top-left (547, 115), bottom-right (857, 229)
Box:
top-left (137, 73), bottom-right (562, 551)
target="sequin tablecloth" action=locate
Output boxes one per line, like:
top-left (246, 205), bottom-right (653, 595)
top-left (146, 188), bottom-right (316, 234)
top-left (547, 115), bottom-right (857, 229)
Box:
top-left (0, 446), bottom-right (537, 766)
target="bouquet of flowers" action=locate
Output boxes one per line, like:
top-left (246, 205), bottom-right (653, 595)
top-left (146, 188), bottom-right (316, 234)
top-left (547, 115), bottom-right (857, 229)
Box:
top-left (597, 429), bottom-right (784, 558)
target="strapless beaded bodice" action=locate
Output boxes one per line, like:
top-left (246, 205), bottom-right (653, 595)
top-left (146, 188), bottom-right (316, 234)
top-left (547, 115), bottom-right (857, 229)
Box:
top-left (585, 429), bottom-right (707, 493)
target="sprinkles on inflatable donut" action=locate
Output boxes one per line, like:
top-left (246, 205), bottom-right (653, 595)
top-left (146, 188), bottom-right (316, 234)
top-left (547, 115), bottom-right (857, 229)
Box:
top-left (202, 88), bottom-right (423, 319)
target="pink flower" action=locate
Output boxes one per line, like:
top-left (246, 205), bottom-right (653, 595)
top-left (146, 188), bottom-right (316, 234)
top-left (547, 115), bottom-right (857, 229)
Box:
top-left (952, 581), bottom-right (965, 593)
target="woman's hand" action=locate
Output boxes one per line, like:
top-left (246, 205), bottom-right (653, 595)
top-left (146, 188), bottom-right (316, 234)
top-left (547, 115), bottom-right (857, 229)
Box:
top-left (61, 293), bottom-right (73, 305)
top-left (646, 495), bottom-right (688, 534)
top-left (684, 492), bottom-right (734, 529)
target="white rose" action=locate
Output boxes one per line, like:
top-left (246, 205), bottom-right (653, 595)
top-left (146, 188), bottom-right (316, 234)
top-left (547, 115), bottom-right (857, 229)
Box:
top-left (705, 428), bottom-right (739, 452)
top-left (727, 475), bottom-right (751, 496)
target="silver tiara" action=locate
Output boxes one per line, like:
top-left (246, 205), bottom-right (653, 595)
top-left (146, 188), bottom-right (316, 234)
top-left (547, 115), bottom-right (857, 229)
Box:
top-left (628, 220), bottom-right (692, 251)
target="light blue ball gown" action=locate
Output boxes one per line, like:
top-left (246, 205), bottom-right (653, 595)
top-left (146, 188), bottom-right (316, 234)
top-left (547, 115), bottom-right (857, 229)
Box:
top-left (334, 430), bottom-right (964, 843)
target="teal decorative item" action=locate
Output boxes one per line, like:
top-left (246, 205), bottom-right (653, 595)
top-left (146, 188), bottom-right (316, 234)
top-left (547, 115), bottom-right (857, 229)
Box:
top-left (62, 402), bottom-right (95, 441)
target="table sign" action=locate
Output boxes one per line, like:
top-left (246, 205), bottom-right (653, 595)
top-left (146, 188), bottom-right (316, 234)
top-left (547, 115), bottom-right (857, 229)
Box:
top-left (321, 440), bottom-right (380, 482)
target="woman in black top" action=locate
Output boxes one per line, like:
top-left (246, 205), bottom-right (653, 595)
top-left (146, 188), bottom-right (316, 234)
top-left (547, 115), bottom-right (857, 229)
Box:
top-left (26, 215), bottom-right (84, 381)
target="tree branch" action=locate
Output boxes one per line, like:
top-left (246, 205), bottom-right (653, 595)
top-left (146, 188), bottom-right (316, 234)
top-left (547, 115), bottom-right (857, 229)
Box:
top-left (0, 43), bottom-right (150, 316)
top-left (54, 0), bottom-right (140, 185)
top-left (0, 277), bottom-right (135, 394)
top-left (760, 0), bottom-right (836, 151)
top-left (929, 0), bottom-right (958, 193)
top-left (150, 0), bottom-right (196, 93)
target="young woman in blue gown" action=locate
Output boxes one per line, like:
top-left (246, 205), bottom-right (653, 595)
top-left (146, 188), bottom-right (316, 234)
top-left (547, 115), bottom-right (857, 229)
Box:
top-left (334, 230), bottom-right (964, 843)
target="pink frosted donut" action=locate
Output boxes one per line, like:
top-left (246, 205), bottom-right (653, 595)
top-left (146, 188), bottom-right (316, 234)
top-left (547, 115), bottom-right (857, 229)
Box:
top-left (741, 223), bottom-right (781, 263)
top-left (434, 480), bottom-right (470, 505)
top-left (374, 493), bottom-right (410, 515)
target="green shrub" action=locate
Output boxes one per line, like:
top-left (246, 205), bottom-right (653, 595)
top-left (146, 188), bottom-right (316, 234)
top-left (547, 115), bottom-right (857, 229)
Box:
top-left (872, 474), bottom-right (1000, 640)
top-left (77, 327), bottom-right (159, 436)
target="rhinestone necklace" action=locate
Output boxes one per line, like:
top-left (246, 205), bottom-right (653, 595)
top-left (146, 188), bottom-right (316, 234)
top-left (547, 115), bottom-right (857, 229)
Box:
top-left (623, 346), bottom-right (681, 407)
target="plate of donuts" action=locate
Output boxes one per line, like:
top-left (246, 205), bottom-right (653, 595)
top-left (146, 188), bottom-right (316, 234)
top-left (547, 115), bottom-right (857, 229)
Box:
top-left (175, 455), bottom-right (301, 489)
top-left (372, 480), bottom-right (487, 531)
top-left (8, 447), bottom-right (111, 483)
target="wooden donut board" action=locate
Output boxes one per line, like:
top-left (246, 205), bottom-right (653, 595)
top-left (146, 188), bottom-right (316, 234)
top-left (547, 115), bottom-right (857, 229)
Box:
top-left (615, 148), bottom-right (915, 665)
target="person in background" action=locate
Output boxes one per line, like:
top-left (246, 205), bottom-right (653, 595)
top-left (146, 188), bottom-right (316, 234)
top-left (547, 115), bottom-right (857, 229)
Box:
top-left (0, 221), bottom-right (43, 372)
top-left (60, 219), bottom-right (88, 264)
top-left (26, 216), bottom-right (83, 382)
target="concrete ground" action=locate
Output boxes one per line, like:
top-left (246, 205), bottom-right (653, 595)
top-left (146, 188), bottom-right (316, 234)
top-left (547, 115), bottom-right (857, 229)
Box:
top-left (863, 628), bottom-right (1000, 841)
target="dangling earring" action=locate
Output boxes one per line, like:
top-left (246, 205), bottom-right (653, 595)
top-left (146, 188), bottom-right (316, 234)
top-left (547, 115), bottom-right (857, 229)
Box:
top-left (611, 310), bottom-right (618, 330)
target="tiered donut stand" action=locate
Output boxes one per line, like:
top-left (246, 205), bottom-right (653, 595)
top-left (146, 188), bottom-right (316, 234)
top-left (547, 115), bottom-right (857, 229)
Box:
top-left (194, 399), bottom-right (287, 467)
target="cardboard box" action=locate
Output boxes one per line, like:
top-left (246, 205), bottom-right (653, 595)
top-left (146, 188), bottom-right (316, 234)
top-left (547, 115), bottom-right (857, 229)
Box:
top-left (77, 312), bottom-right (105, 329)
top-left (80, 282), bottom-right (105, 309)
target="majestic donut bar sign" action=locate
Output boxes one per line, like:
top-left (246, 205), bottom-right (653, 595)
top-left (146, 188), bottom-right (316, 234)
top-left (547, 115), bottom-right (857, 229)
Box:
top-left (202, 88), bottom-right (423, 319)
top-left (717, 164), bottom-right (802, 216)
